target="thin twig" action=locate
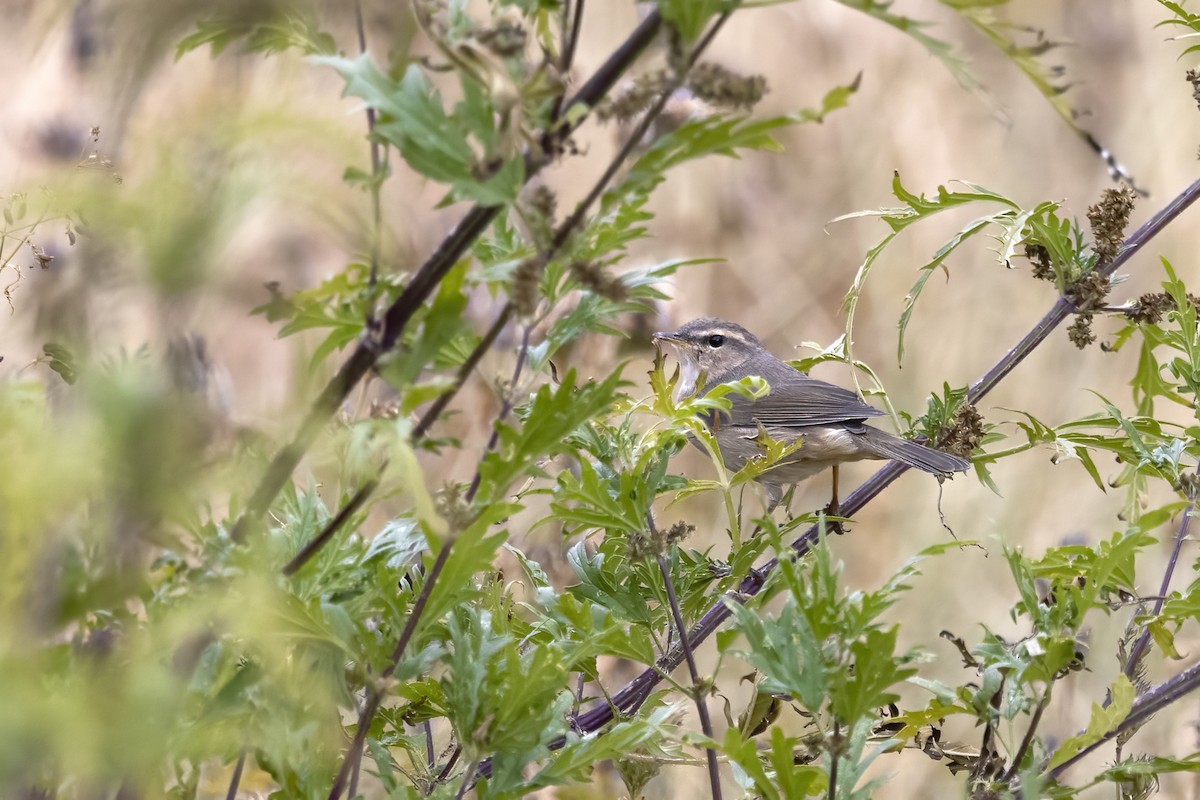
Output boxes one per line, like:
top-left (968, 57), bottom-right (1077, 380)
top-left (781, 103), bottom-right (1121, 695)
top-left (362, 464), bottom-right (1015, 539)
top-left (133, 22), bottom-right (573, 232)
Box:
top-left (547, 0), bottom-right (585, 128)
top-left (281, 479), bottom-right (378, 576)
top-left (424, 720), bottom-right (435, 770)
top-left (563, 0), bottom-right (584, 75)
top-left (454, 761), bottom-right (478, 800)
top-left (413, 303), bottom-right (514, 439)
top-left (327, 540), bottom-right (456, 800)
top-left (355, 0), bottom-right (383, 290)
top-left (827, 719), bottom-right (839, 800)
top-left (229, 11), bottom-right (665, 542)
top-left (1124, 485), bottom-right (1197, 680)
top-left (224, 751), bottom-right (246, 800)
top-left (436, 745), bottom-right (462, 784)
top-left (287, 304), bottom-right (513, 575)
top-left (1002, 688), bottom-right (1051, 783)
top-left (653, 518), bottom-right (722, 800)
top-left (467, 323), bottom-right (532, 503)
top-left (328, 316), bottom-right (532, 797)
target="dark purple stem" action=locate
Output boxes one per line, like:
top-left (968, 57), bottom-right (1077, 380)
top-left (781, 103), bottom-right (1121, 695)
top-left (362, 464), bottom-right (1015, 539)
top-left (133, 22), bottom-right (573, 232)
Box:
top-left (224, 752), bottom-right (246, 800)
top-left (657, 549), bottom-right (723, 800)
top-left (1124, 486), bottom-right (1197, 680)
top-left (327, 540), bottom-right (455, 800)
top-left (354, 0), bottom-right (382, 290)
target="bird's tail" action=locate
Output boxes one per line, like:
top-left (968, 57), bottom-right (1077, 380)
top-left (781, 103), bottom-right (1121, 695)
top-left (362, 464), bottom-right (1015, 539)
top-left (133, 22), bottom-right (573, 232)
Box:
top-left (856, 427), bottom-right (971, 475)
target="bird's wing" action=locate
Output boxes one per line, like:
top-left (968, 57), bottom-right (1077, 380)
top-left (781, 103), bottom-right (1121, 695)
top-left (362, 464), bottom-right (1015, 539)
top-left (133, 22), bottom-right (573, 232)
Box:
top-left (718, 370), bottom-right (885, 428)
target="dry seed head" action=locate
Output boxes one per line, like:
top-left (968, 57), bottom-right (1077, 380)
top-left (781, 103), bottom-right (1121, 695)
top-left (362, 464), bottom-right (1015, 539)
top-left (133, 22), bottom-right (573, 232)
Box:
top-left (569, 260), bottom-right (627, 302)
top-left (1127, 292), bottom-right (1175, 325)
top-left (1068, 270), bottom-right (1111, 312)
top-left (1087, 185), bottom-right (1137, 265)
top-left (511, 255), bottom-right (546, 318)
top-left (1024, 243), bottom-right (1054, 282)
top-left (666, 521), bottom-right (694, 545)
top-left (1068, 313), bottom-right (1096, 349)
top-left (936, 403), bottom-right (985, 460)
top-left (686, 62), bottom-right (768, 111)
top-left (597, 70), bottom-right (672, 122)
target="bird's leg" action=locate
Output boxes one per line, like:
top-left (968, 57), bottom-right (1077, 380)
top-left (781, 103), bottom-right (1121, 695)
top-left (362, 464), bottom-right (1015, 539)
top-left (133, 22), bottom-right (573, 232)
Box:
top-left (823, 465), bottom-right (845, 535)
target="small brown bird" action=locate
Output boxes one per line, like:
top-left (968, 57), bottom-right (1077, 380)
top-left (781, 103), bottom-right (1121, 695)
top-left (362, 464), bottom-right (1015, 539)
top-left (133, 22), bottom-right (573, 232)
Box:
top-left (653, 318), bottom-right (970, 511)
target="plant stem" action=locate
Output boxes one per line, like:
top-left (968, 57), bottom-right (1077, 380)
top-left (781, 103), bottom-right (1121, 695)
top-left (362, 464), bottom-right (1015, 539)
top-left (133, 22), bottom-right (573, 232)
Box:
top-left (327, 539), bottom-right (456, 800)
top-left (230, 11), bottom-right (666, 542)
top-left (654, 522), bottom-right (722, 799)
top-left (281, 479), bottom-right (378, 576)
top-left (436, 745), bottom-right (462, 784)
top-left (454, 761), bottom-right (478, 800)
top-left (224, 751), bottom-right (245, 800)
top-left (1003, 687), bottom-right (1051, 783)
top-left (413, 303), bottom-right (513, 439)
top-left (827, 719), bottom-right (839, 800)
top-left (466, 323), bottom-right (531, 503)
top-left (1124, 486), bottom-right (1196, 680)
top-left (284, 303), bottom-right (513, 575)
top-left (354, 0), bottom-right (383, 291)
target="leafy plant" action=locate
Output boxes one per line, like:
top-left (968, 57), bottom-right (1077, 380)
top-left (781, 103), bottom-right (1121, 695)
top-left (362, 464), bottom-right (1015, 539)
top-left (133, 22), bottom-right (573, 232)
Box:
top-left (6, 2), bottom-right (1200, 800)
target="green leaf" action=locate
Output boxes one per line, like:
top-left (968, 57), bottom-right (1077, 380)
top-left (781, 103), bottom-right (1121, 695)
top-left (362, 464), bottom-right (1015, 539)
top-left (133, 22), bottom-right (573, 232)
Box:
top-left (318, 55), bottom-right (522, 206)
top-left (176, 11), bottom-right (336, 59)
top-left (42, 342), bottom-right (79, 385)
top-left (475, 368), bottom-right (626, 501)
top-left (1047, 675), bottom-right (1134, 769)
top-left (834, 0), bottom-right (996, 114)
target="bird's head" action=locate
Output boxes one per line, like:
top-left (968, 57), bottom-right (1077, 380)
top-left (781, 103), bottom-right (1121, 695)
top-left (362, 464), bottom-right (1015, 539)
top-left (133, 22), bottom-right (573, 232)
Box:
top-left (653, 317), bottom-right (763, 399)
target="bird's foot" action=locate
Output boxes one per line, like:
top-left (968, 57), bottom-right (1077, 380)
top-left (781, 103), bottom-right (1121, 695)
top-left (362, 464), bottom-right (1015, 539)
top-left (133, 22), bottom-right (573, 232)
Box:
top-left (821, 500), bottom-right (846, 535)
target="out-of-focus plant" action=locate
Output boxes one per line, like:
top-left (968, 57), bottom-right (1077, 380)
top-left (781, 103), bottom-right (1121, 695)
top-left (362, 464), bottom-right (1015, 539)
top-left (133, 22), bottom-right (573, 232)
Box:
top-left (5, 1), bottom-right (1200, 799)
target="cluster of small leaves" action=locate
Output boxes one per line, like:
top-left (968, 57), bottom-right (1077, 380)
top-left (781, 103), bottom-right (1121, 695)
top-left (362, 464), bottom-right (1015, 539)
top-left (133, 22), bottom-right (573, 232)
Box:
top-left (883, 528), bottom-right (1162, 797)
top-left (1155, 0), bottom-right (1200, 58)
top-left (722, 535), bottom-right (963, 798)
top-left (912, 383), bottom-right (987, 460)
top-left (840, 173), bottom-right (1143, 359)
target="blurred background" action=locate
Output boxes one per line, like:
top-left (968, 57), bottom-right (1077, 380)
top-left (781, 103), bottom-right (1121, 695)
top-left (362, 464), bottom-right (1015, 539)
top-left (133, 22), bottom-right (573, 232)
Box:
top-left (2, 0), bottom-right (1199, 796)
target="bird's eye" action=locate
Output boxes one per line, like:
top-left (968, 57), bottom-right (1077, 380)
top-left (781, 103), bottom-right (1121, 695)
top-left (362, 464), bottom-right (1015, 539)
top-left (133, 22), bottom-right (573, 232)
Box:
top-left (707, 334), bottom-right (725, 348)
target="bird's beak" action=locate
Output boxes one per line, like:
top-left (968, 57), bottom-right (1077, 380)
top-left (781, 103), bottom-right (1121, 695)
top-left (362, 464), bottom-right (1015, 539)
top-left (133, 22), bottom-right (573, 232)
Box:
top-left (652, 331), bottom-right (683, 346)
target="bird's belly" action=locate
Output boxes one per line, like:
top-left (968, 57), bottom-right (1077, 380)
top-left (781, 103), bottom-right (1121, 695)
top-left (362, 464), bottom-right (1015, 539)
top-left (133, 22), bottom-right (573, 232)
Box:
top-left (705, 425), bottom-right (875, 483)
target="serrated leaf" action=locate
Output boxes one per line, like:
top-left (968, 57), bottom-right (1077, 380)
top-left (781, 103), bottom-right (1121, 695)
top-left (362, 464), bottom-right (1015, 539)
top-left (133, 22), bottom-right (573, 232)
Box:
top-left (1047, 674), bottom-right (1134, 769)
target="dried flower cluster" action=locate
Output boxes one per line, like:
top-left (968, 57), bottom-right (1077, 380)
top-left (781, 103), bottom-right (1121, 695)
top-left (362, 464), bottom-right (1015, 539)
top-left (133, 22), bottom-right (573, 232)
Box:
top-left (569, 259), bottom-right (627, 302)
top-left (597, 70), bottom-right (673, 123)
top-left (511, 255), bottom-right (547, 317)
top-left (598, 61), bottom-right (766, 123)
top-left (1087, 185), bottom-right (1137, 266)
top-left (1126, 292), bottom-right (1200, 325)
top-left (935, 402), bottom-right (985, 460)
top-left (521, 184), bottom-right (557, 249)
top-left (1025, 243), bottom-right (1054, 282)
top-left (686, 62), bottom-right (767, 111)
